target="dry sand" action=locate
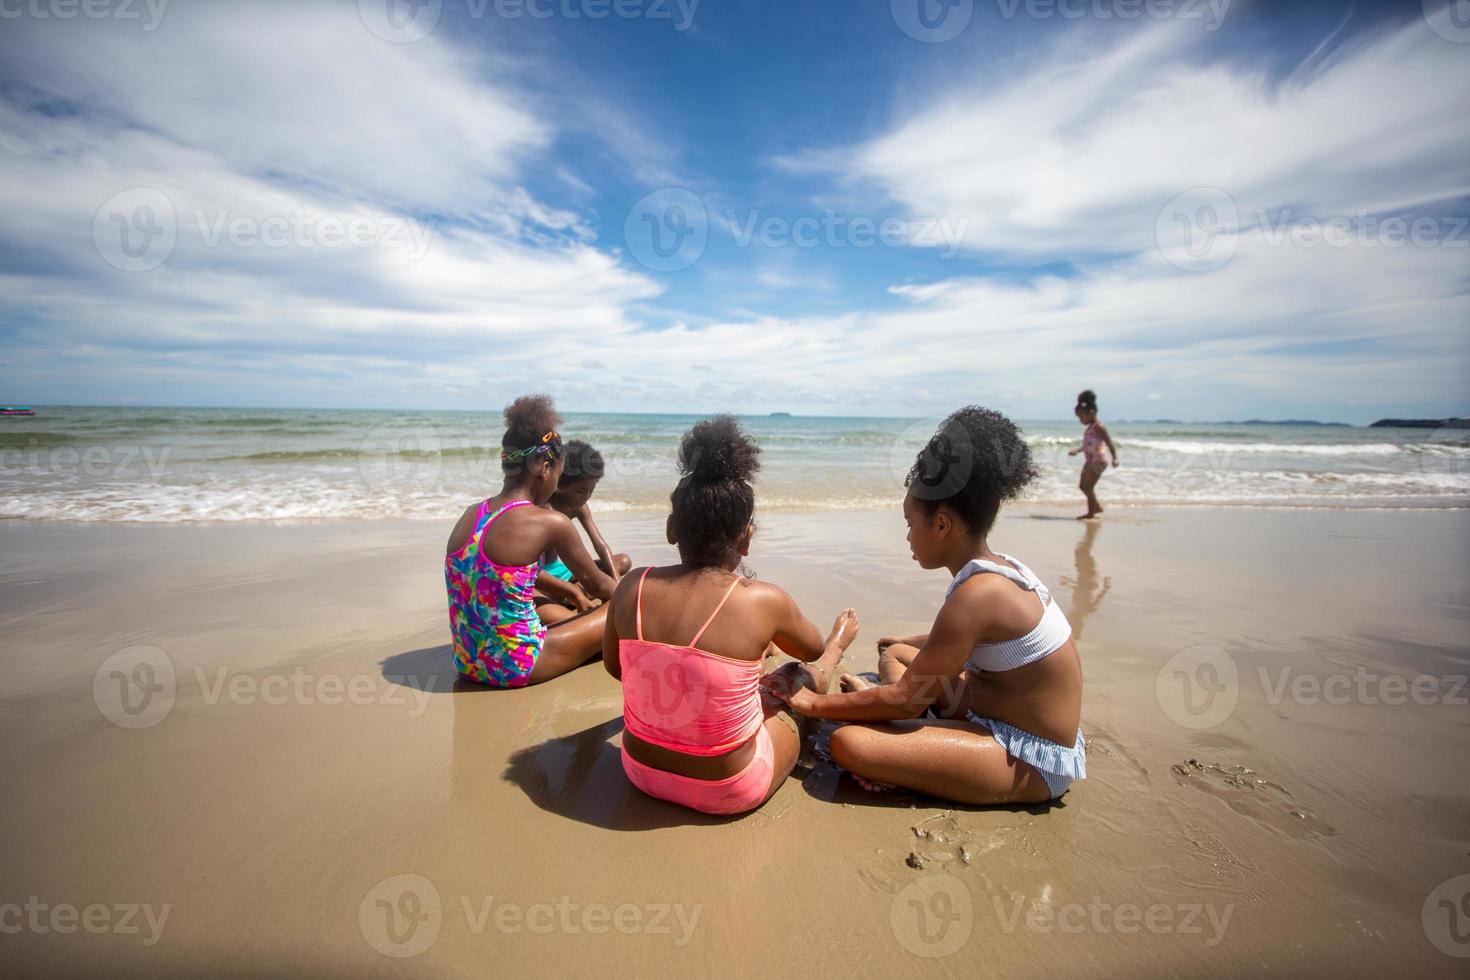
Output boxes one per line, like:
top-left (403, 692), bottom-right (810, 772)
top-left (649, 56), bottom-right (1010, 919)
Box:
top-left (1, 506), bottom-right (1467, 977)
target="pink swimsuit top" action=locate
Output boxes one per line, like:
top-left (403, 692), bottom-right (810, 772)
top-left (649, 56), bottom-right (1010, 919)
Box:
top-left (620, 569), bottom-right (764, 756)
top-left (1083, 423), bottom-right (1110, 464)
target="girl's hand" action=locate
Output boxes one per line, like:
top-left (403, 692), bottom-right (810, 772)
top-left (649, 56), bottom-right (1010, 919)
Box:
top-left (764, 680), bottom-right (817, 715)
top-left (1067, 448), bottom-right (1081, 456)
top-left (1112, 458), bottom-right (1120, 468)
top-left (566, 583), bottom-right (595, 612)
top-left (876, 635), bottom-right (902, 652)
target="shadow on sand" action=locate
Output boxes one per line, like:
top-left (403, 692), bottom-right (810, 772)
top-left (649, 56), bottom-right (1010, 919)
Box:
top-left (379, 645), bottom-right (743, 831)
top-left (380, 645), bottom-right (1064, 827)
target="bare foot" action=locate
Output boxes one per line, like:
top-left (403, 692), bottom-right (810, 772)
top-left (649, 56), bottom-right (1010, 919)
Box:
top-left (839, 672), bottom-right (874, 693)
top-left (1076, 513), bottom-right (1099, 521)
top-left (826, 608), bottom-right (859, 653)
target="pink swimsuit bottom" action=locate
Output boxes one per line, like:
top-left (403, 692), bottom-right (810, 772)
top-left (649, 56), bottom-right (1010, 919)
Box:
top-left (621, 725), bottom-right (775, 816)
top-left (619, 570), bottom-right (777, 816)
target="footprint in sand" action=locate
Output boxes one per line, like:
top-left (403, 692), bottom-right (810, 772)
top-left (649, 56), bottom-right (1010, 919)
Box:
top-left (1170, 759), bottom-right (1335, 840)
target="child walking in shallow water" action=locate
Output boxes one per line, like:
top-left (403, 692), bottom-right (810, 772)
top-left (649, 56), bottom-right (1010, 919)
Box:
top-left (1068, 389), bottom-right (1118, 520)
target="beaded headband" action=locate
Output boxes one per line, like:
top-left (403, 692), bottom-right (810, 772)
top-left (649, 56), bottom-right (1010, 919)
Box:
top-left (501, 430), bottom-right (561, 462)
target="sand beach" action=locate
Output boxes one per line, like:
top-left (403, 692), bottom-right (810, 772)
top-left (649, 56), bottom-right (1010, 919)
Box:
top-left (2, 505), bottom-right (1466, 976)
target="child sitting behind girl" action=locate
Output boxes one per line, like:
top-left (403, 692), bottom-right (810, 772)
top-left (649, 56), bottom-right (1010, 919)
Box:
top-left (536, 439), bottom-right (631, 624)
top-left (773, 406), bottom-right (1085, 805)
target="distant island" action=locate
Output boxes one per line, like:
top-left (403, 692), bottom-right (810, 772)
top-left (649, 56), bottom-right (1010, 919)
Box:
top-left (1222, 419), bottom-right (1352, 427)
top-left (769, 412), bottom-right (792, 418)
top-left (1368, 418), bottom-right (1470, 429)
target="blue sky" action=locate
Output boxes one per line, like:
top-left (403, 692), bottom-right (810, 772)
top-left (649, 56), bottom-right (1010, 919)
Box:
top-left (0, 0), bottom-right (1466, 423)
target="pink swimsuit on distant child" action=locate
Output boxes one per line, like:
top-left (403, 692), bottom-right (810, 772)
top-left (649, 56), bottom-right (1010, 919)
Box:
top-left (1082, 423), bottom-right (1110, 467)
top-left (618, 569), bottom-right (777, 815)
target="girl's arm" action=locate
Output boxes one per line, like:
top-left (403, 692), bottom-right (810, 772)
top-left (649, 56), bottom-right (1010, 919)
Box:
top-left (602, 572), bottom-right (637, 680)
top-left (575, 504), bottom-right (619, 582)
top-left (784, 594), bottom-right (975, 721)
top-left (765, 585), bottom-right (834, 663)
top-left (535, 570), bottom-right (593, 611)
top-left (549, 516), bottom-right (617, 601)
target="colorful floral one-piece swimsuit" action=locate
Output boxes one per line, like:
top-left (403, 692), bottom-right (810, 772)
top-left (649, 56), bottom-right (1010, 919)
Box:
top-left (445, 498), bottom-right (544, 687)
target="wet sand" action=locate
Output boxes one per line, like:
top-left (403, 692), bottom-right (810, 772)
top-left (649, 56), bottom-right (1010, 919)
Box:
top-left (1, 507), bottom-right (1467, 977)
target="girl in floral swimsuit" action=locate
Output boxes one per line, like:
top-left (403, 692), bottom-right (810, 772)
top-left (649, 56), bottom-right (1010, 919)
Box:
top-left (445, 395), bottom-right (617, 687)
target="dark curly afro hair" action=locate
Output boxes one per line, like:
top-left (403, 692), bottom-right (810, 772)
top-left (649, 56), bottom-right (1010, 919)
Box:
top-left (560, 440), bottom-right (605, 483)
top-left (906, 406), bottom-right (1036, 537)
top-left (671, 415), bottom-right (761, 566)
top-left (501, 394), bottom-right (563, 474)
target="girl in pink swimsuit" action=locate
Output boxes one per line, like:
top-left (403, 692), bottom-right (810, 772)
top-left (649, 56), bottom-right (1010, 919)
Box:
top-left (1068, 389), bottom-right (1119, 520)
top-left (602, 416), bottom-right (859, 816)
top-left (445, 395), bottom-right (619, 687)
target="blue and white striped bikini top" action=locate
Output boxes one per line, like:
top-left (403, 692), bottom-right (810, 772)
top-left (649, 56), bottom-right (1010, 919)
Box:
top-left (946, 553), bottom-right (1073, 672)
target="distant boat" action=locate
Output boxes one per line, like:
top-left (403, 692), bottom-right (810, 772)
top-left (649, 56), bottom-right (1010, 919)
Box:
top-left (0, 406), bottom-right (35, 417)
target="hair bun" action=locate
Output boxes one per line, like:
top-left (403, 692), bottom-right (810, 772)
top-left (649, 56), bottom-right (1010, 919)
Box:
top-left (1076, 389), bottom-right (1098, 409)
top-left (503, 394), bottom-right (562, 443)
top-left (678, 415), bottom-right (761, 484)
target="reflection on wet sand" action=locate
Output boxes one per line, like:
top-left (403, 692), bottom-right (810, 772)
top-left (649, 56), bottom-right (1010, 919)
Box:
top-left (1060, 521), bottom-right (1110, 639)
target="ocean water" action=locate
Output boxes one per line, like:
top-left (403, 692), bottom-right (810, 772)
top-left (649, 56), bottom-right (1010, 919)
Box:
top-left (1, 407), bottom-right (1466, 522)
